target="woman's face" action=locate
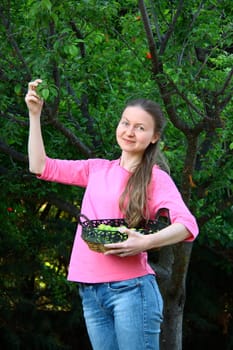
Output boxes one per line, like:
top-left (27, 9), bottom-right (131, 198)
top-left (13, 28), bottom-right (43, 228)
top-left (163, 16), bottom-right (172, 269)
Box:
top-left (116, 106), bottom-right (159, 157)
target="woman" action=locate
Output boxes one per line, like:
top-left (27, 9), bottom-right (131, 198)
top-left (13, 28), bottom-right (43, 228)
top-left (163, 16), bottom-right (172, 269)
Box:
top-left (25, 79), bottom-right (199, 350)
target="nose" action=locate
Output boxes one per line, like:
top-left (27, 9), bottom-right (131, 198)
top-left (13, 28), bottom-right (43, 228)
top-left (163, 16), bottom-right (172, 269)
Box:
top-left (125, 125), bottom-right (135, 136)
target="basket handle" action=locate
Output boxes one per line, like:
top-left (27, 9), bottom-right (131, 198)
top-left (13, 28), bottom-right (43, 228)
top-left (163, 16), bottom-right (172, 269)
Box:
top-left (154, 208), bottom-right (171, 225)
top-left (77, 214), bottom-right (92, 227)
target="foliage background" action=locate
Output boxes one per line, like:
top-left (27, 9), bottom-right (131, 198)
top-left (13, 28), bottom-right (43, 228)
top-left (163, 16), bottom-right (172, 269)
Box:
top-left (0, 0), bottom-right (232, 349)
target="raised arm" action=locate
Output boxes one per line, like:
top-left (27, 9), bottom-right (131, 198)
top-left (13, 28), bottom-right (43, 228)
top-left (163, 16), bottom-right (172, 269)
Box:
top-left (25, 79), bottom-right (46, 175)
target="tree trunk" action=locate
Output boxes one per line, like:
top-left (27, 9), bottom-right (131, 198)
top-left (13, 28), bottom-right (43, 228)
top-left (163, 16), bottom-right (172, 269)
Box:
top-left (155, 243), bottom-right (193, 350)
top-left (161, 302), bottom-right (183, 350)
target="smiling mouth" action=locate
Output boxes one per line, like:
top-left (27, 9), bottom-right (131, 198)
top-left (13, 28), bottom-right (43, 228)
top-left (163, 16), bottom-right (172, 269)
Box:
top-left (122, 138), bottom-right (135, 143)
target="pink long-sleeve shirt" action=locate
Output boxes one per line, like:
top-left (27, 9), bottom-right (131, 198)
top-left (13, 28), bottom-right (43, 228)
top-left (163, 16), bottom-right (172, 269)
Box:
top-left (38, 157), bottom-right (199, 283)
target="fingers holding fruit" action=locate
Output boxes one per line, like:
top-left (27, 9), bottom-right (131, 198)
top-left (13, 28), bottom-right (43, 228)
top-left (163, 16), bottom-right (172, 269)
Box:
top-left (28, 79), bottom-right (43, 91)
top-left (25, 79), bottom-right (44, 116)
top-left (25, 78), bottom-right (58, 115)
top-left (104, 228), bottom-right (148, 257)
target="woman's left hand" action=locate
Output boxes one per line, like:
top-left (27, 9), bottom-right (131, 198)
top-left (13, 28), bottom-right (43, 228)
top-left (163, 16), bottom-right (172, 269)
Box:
top-left (104, 228), bottom-right (149, 257)
top-left (104, 223), bottom-right (191, 257)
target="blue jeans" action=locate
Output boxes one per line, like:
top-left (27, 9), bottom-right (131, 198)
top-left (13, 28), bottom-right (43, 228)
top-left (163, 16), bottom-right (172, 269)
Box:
top-left (78, 274), bottom-right (163, 350)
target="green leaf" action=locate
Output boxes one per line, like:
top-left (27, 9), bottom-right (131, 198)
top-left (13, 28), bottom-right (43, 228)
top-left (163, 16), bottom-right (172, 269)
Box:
top-left (14, 84), bottom-right (21, 95)
top-left (69, 45), bottom-right (79, 57)
top-left (41, 0), bottom-right (52, 12)
top-left (41, 88), bottom-right (50, 100)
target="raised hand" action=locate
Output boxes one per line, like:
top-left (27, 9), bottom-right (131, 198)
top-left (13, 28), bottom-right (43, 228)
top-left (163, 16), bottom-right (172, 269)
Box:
top-left (25, 79), bottom-right (44, 117)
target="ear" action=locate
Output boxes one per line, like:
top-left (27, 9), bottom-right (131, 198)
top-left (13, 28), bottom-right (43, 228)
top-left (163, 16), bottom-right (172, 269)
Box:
top-left (151, 133), bottom-right (160, 144)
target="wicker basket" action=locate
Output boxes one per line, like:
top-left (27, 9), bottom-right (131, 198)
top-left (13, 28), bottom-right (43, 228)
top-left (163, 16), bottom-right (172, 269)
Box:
top-left (79, 215), bottom-right (128, 252)
top-left (78, 209), bottom-right (171, 253)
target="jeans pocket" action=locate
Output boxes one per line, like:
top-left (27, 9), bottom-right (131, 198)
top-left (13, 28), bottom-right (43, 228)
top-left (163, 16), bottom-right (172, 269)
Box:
top-left (108, 278), bottom-right (140, 292)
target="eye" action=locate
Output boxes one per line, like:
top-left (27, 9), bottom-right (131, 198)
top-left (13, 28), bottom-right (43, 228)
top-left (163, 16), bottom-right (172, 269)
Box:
top-left (120, 120), bottom-right (129, 127)
top-left (135, 125), bottom-right (145, 131)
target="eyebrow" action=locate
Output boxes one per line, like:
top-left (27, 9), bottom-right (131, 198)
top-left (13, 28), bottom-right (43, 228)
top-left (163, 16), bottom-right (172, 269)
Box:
top-left (121, 117), bottom-right (145, 126)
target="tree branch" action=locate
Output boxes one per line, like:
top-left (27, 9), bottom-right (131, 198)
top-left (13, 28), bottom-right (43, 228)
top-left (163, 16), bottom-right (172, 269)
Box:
top-left (178, 1), bottom-right (204, 64)
top-left (0, 6), bottom-right (31, 80)
top-left (215, 66), bottom-right (233, 98)
top-left (0, 138), bottom-right (28, 163)
top-left (138, 1), bottom-right (191, 133)
top-left (159, 0), bottom-right (185, 55)
top-left (50, 118), bottom-right (94, 158)
top-left (69, 20), bottom-right (101, 149)
top-left (138, 0), bottom-right (160, 72)
top-left (44, 192), bottom-right (80, 218)
top-left (49, 20), bottom-right (61, 116)
top-left (148, 0), bottom-right (162, 42)
top-left (69, 20), bottom-right (86, 58)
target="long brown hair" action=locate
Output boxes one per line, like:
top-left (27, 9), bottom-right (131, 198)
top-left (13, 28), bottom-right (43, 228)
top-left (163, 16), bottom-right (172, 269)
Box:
top-left (119, 99), bottom-right (169, 227)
